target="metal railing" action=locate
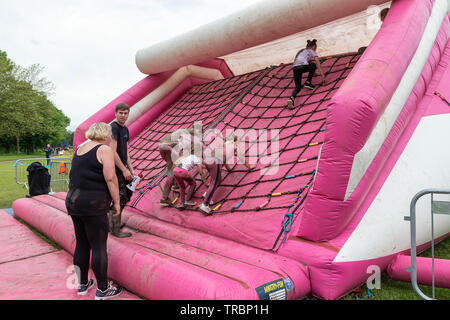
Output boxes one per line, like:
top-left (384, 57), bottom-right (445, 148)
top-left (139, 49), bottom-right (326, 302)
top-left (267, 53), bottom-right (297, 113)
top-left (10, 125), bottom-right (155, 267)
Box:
top-left (13, 157), bottom-right (72, 194)
top-left (404, 189), bottom-right (450, 300)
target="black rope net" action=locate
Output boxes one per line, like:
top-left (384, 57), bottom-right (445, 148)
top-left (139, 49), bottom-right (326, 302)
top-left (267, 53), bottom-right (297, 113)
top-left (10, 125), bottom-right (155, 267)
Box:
top-left (128, 53), bottom-right (361, 227)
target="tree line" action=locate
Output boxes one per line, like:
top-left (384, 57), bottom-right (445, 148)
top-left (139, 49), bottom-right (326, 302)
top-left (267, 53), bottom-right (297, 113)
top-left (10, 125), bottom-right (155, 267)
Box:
top-left (0, 50), bottom-right (73, 154)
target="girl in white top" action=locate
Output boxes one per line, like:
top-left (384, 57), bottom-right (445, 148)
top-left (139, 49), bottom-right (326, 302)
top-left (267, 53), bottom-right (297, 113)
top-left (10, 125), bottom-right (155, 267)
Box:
top-left (172, 152), bottom-right (208, 210)
top-left (176, 154), bottom-right (202, 171)
top-left (287, 39), bottom-right (326, 110)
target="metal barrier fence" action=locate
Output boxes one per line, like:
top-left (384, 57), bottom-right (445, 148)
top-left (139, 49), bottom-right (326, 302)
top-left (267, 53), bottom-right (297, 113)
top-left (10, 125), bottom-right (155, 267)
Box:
top-left (405, 189), bottom-right (450, 300)
top-left (13, 157), bottom-right (72, 194)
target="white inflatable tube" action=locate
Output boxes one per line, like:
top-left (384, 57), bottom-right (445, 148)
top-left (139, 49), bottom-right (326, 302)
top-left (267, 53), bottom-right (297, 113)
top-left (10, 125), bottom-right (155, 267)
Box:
top-left (135, 0), bottom-right (388, 75)
top-left (126, 65), bottom-right (224, 126)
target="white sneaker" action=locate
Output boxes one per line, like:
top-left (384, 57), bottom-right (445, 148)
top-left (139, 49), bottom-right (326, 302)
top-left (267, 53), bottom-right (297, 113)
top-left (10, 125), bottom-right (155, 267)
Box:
top-left (304, 81), bottom-right (315, 90)
top-left (184, 200), bottom-right (196, 206)
top-left (202, 192), bottom-right (213, 205)
top-left (199, 203), bottom-right (212, 215)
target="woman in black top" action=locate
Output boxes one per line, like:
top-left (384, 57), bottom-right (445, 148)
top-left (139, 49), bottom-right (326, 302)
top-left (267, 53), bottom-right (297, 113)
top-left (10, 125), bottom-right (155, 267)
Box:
top-left (65, 122), bottom-right (123, 300)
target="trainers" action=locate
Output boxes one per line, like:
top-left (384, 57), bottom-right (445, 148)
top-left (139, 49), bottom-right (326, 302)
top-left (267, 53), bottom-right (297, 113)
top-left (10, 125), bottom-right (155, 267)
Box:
top-left (175, 202), bottom-right (186, 210)
top-left (304, 82), bottom-right (315, 90)
top-left (286, 97), bottom-right (295, 110)
top-left (160, 198), bottom-right (172, 207)
top-left (199, 203), bottom-right (212, 215)
top-left (95, 281), bottom-right (123, 300)
top-left (201, 192), bottom-right (213, 205)
top-left (78, 279), bottom-right (95, 296)
top-left (184, 200), bottom-right (196, 206)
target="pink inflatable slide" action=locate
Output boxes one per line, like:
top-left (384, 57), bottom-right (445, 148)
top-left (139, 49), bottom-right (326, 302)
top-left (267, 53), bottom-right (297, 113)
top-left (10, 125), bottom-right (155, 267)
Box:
top-left (12, 0), bottom-right (450, 299)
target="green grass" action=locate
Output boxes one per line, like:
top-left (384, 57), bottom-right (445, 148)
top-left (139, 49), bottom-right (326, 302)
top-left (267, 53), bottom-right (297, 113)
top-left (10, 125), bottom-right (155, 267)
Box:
top-left (0, 152), bottom-right (45, 162)
top-left (0, 150), bottom-right (72, 162)
top-left (339, 236), bottom-right (450, 300)
top-left (0, 152), bottom-right (70, 249)
top-left (0, 159), bottom-right (29, 208)
top-left (0, 150), bottom-right (73, 208)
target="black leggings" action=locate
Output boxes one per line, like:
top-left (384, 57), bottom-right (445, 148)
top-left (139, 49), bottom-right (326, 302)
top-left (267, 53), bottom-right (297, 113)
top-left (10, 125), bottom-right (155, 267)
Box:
top-left (290, 63), bottom-right (317, 99)
top-left (70, 214), bottom-right (109, 291)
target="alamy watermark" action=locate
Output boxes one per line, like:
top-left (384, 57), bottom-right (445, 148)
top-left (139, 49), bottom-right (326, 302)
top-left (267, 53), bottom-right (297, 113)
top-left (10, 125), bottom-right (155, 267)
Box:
top-left (366, 264), bottom-right (381, 290)
top-left (66, 264), bottom-right (81, 289)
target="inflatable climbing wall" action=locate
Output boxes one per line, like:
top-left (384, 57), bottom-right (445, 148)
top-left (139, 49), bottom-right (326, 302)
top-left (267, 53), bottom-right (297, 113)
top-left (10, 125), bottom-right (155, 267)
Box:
top-left (13, 0), bottom-right (450, 300)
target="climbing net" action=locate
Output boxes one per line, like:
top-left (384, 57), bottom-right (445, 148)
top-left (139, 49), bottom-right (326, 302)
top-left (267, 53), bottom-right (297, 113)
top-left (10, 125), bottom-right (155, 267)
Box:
top-left (129, 52), bottom-right (361, 224)
top-left (128, 70), bottom-right (261, 191)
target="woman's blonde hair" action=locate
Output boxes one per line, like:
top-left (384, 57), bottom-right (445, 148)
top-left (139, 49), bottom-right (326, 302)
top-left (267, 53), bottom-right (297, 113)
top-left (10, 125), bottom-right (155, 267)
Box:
top-left (85, 122), bottom-right (112, 141)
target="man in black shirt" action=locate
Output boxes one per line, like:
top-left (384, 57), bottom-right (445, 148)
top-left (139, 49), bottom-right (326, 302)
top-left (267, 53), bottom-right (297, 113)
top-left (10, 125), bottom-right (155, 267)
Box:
top-left (109, 103), bottom-right (134, 238)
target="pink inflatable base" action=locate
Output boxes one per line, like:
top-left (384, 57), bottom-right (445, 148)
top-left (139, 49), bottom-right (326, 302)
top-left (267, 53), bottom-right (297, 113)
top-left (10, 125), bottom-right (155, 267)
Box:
top-left (388, 252), bottom-right (450, 289)
top-left (0, 209), bottom-right (57, 264)
top-left (12, 195), bottom-right (311, 300)
top-left (0, 210), bottom-right (139, 300)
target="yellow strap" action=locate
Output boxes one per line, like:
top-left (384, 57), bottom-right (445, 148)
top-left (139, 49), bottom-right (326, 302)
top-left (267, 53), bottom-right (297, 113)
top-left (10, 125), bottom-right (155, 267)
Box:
top-left (271, 192), bottom-right (282, 197)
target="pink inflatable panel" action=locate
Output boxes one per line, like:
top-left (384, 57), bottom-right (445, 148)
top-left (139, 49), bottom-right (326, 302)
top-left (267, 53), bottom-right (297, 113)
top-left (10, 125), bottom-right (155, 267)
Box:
top-left (324, 10), bottom-right (450, 250)
top-left (282, 9), bottom-right (450, 300)
top-left (280, 7), bottom-right (450, 299)
top-left (297, 0), bottom-right (437, 241)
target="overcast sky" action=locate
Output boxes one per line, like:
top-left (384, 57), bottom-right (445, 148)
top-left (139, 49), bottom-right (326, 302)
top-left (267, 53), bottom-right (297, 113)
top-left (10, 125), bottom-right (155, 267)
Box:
top-left (0, 0), bottom-right (261, 131)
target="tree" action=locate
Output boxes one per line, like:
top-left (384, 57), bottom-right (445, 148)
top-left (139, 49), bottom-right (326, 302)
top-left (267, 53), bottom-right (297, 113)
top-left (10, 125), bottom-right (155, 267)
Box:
top-left (0, 79), bottom-right (40, 152)
top-left (0, 50), bottom-right (71, 153)
top-left (12, 63), bottom-right (55, 97)
top-left (0, 50), bottom-right (15, 103)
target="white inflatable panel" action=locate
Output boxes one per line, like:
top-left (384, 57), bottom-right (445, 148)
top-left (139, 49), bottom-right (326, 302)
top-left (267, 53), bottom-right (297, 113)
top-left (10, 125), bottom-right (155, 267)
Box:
top-left (335, 114), bottom-right (450, 262)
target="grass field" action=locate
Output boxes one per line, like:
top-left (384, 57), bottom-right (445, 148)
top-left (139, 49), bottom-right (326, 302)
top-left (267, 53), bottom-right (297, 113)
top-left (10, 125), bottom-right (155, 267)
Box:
top-left (0, 151), bottom-right (448, 300)
top-left (347, 238), bottom-right (450, 300)
top-left (0, 151), bottom-right (73, 208)
top-left (0, 157), bottom-right (31, 208)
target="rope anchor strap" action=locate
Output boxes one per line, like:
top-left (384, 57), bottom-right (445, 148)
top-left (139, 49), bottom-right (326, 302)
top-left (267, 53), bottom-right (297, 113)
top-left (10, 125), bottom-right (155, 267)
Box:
top-left (281, 211), bottom-right (293, 243)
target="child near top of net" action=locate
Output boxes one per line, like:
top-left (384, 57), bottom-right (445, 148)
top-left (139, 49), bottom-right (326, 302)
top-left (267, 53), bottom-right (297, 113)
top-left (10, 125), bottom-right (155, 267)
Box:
top-left (287, 39), bottom-right (326, 110)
